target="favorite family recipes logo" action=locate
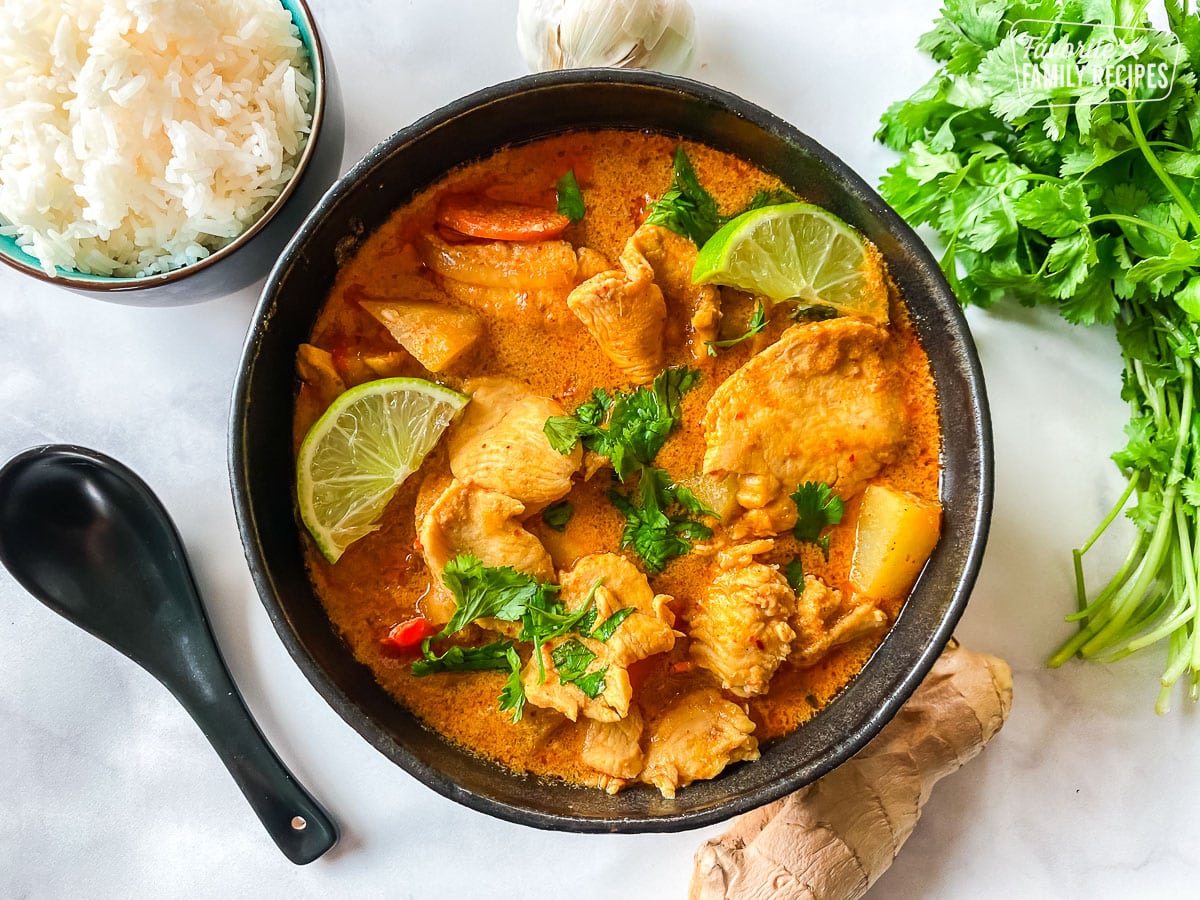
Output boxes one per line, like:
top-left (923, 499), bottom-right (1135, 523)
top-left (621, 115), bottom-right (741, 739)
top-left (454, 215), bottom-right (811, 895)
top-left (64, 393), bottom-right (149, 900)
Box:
top-left (1011, 19), bottom-right (1177, 106)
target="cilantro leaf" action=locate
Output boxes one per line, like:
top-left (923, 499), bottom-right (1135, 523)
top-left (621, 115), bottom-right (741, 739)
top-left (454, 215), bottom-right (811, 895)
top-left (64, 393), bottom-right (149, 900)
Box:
top-left (791, 481), bottom-right (845, 555)
top-left (572, 669), bottom-right (608, 699)
top-left (706, 302), bottom-right (768, 355)
top-left (784, 558), bottom-right (806, 593)
top-left (611, 467), bottom-right (714, 573)
top-left (645, 145), bottom-right (722, 245)
top-left (544, 415), bottom-right (589, 455)
top-left (438, 555), bottom-right (542, 636)
top-left (556, 169), bottom-right (585, 223)
top-left (589, 606), bottom-right (636, 642)
top-left (550, 638), bottom-right (596, 682)
top-left (543, 367), bottom-right (700, 482)
top-left (497, 645), bottom-right (527, 721)
top-left (549, 638), bottom-right (609, 699)
top-left (410, 640), bottom-right (515, 676)
top-left (541, 500), bottom-right (574, 533)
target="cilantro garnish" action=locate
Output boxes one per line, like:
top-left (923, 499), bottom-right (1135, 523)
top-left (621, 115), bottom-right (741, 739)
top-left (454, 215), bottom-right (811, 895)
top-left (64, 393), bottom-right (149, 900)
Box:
top-left (790, 481), bottom-right (845, 555)
top-left (544, 366), bottom-right (700, 481)
top-left (877, 0), bottom-right (1200, 709)
top-left (706, 302), bottom-right (768, 355)
top-left (645, 146), bottom-right (723, 245)
top-left (541, 500), bottom-right (574, 533)
top-left (783, 557), bottom-right (806, 593)
top-left (411, 558), bottom-right (629, 720)
top-left (556, 169), bottom-right (585, 223)
top-left (610, 467), bottom-right (715, 573)
top-left (645, 147), bottom-right (798, 246)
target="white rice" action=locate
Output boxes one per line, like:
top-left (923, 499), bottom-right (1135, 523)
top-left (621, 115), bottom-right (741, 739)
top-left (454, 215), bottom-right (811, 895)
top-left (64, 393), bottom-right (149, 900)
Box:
top-left (0, 0), bottom-right (315, 277)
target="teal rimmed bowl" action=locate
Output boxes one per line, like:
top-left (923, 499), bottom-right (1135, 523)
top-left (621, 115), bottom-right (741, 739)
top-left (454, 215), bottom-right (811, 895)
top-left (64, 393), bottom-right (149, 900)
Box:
top-left (0, 0), bottom-right (344, 305)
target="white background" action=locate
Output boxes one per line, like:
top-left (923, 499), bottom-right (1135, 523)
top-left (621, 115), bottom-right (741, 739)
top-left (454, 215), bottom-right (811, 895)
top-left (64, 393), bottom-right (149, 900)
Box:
top-left (1, 1), bottom-right (1193, 897)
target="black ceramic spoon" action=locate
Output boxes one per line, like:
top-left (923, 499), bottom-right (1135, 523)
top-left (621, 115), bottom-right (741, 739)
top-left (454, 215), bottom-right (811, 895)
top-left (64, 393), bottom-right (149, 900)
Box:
top-left (0, 444), bottom-right (337, 864)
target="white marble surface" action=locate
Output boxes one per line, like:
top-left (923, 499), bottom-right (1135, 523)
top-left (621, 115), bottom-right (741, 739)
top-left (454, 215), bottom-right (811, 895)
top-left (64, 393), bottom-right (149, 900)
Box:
top-left (1, 1), bottom-right (1195, 897)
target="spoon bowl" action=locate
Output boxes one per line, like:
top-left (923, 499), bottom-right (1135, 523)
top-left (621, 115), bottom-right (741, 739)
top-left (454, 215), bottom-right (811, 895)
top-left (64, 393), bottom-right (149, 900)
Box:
top-left (0, 444), bottom-right (337, 864)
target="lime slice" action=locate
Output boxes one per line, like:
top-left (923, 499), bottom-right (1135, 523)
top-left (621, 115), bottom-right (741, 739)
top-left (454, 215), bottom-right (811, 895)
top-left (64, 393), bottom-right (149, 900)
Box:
top-left (297, 377), bottom-right (469, 563)
top-left (692, 202), bottom-right (888, 322)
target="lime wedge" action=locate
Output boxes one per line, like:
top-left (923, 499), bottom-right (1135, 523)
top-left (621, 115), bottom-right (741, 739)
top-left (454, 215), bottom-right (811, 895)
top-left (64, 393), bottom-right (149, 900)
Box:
top-left (296, 377), bottom-right (469, 563)
top-left (692, 202), bottom-right (888, 322)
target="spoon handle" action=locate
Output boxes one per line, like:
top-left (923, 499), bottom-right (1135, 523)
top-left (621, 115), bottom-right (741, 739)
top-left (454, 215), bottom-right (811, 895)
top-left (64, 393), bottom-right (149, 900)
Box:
top-left (169, 640), bottom-right (339, 864)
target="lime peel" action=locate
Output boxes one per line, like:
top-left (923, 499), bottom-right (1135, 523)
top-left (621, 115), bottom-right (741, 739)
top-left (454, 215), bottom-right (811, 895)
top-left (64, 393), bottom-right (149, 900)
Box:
top-left (296, 377), bottom-right (468, 563)
top-left (692, 201), bottom-right (888, 322)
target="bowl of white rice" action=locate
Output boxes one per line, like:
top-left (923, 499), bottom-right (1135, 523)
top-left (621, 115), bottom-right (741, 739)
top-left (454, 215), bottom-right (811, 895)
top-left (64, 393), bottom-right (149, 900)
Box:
top-left (0, 0), bottom-right (343, 303)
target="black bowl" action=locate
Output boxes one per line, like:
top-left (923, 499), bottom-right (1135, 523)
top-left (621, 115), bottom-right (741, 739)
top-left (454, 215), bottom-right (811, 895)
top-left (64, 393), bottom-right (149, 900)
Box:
top-left (0, 0), bottom-right (345, 306)
top-left (230, 69), bottom-right (992, 832)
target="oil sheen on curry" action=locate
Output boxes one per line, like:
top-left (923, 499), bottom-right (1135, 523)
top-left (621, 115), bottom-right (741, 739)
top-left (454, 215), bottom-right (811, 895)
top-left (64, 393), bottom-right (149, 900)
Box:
top-left (294, 131), bottom-right (941, 798)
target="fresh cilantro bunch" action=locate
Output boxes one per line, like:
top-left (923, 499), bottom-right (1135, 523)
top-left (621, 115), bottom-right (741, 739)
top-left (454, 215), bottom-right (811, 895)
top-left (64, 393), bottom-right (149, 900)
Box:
top-left (878, 0), bottom-right (1200, 711)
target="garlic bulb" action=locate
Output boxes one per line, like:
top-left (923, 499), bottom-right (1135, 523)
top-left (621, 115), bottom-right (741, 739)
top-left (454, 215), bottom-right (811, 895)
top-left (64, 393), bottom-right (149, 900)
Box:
top-left (517, 0), bottom-right (696, 75)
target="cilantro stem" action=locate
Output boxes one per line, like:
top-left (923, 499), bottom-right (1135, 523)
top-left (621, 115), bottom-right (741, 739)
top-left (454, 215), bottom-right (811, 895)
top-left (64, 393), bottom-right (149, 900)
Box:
top-left (1124, 92), bottom-right (1200, 237)
top-left (1086, 214), bottom-right (1180, 241)
top-left (1081, 362), bottom-right (1192, 655)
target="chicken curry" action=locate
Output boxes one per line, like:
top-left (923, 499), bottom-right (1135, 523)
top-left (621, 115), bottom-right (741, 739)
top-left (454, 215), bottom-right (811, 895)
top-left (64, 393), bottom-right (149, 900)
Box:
top-left (293, 131), bottom-right (941, 798)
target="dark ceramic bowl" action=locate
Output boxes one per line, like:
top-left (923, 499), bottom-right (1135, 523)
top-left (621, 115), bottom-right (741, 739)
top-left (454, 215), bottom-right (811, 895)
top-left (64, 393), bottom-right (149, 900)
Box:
top-left (230, 69), bottom-right (992, 833)
top-left (0, 0), bottom-right (345, 306)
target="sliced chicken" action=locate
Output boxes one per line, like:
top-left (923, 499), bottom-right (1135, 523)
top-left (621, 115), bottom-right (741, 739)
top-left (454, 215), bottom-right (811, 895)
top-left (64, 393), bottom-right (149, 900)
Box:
top-left (295, 343), bottom-right (345, 406)
top-left (628, 222), bottom-right (721, 360)
top-left (560, 553), bottom-right (678, 664)
top-left (640, 687), bottom-right (759, 798)
top-left (522, 554), bottom-right (678, 723)
top-left (521, 642), bottom-right (633, 723)
top-left (447, 377), bottom-right (582, 509)
top-left (582, 707), bottom-right (645, 794)
top-left (575, 246), bottom-right (613, 281)
top-left (704, 318), bottom-right (907, 512)
top-left (688, 540), bottom-right (797, 698)
top-left (567, 261), bottom-right (666, 383)
top-left (418, 479), bottom-right (554, 623)
top-left (791, 574), bottom-right (888, 667)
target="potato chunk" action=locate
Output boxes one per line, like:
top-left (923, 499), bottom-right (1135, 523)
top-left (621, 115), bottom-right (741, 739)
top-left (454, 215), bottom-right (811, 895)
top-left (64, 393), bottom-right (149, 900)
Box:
top-left (849, 485), bottom-right (942, 601)
top-left (360, 298), bottom-right (483, 372)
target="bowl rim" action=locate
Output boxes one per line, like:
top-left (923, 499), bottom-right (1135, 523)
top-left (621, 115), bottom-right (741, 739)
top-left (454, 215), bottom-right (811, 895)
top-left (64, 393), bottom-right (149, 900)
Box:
top-left (0, 0), bottom-right (329, 292)
top-left (231, 67), bottom-right (994, 832)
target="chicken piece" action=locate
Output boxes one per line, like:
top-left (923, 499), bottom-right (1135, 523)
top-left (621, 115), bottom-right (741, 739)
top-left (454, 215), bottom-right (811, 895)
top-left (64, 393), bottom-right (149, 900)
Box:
top-left (791, 574), bottom-right (888, 667)
top-left (567, 253), bottom-right (667, 383)
top-left (418, 479), bottom-right (554, 623)
top-left (360, 297), bottom-right (483, 372)
top-left (561, 552), bottom-right (678, 664)
top-left (583, 707), bottom-right (645, 794)
top-left (521, 643), bottom-right (634, 723)
top-left (360, 350), bottom-right (410, 378)
top-left (295, 343), bottom-right (345, 406)
top-left (629, 222), bottom-right (721, 359)
top-left (641, 687), bottom-right (759, 799)
top-left (523, 554), bottom-right (679, 723)
top-left (418, 230), bottom-right (578, 290)
top-left (688, 540), bottom-right (797, 698)
top-left (704, 318), bottom-right (907, 510)
top-left (575, 246), bottom-right (613, 281)
top-left (447, 377), bottom-right (582, 509)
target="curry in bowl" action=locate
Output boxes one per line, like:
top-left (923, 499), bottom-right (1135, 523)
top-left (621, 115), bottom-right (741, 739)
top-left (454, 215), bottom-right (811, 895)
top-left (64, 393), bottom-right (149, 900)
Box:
top-left (291, 130), bottom-right (940, 798)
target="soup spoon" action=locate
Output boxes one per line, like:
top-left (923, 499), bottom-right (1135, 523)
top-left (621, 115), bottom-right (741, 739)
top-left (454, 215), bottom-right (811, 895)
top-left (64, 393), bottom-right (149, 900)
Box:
top-left (0, 444), bottom-right (337, 864)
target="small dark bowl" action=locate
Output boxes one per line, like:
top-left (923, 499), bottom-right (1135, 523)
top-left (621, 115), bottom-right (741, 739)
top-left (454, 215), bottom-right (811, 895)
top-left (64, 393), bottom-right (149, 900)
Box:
top-left (230, 70), bottom-right (992, 833)
top-left (0, 0), bottom-right (345, 306)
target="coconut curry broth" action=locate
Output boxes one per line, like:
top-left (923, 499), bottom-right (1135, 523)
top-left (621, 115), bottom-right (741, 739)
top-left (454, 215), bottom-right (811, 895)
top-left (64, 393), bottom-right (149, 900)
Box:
top-left (294, 131), bottom-right (941, 792)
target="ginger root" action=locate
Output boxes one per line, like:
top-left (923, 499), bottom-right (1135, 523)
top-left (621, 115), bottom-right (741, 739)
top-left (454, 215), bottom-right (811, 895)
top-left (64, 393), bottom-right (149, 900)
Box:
top-left (689, 640), bottom-right (1012, 900)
